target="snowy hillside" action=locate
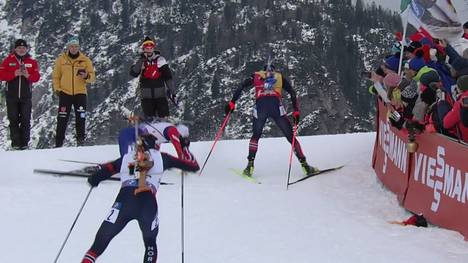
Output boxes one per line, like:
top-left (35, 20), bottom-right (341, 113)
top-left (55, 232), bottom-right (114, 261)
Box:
top-left (1, 133), bottom-right (468, 262)
top-left (0, 0), bottom-right (398, 148)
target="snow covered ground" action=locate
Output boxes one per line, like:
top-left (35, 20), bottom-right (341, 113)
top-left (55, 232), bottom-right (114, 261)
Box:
top-left (1, 132), bottom-right (468, 262)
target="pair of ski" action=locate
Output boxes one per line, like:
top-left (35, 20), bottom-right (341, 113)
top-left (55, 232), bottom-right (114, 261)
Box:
top-left (33, 159), bottom-right (174, 185)
top-left (230, 165), bottom-right (344, 185)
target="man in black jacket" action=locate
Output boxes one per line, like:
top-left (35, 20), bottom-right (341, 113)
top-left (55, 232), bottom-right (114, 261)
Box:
top-left (130, 37), bottom-right (176, 118)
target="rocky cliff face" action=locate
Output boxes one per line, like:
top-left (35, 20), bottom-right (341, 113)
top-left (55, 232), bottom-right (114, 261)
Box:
top-left (0, 0), bottom-right (399, 149)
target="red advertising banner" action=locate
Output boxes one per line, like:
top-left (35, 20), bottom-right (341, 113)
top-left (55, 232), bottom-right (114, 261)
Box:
top-left (373, 100), bottom-right (468, 238)
top-left (372, 100), bottom-right (410, 202)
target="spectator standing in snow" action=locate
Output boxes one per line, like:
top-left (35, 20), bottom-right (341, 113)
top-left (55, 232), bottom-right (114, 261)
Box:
top-left (130, 36), bottom-right (176, 118)
top-left (52, 36), bottom-right (95, 147)
top-left (0, 39), bottom-right (40, 150)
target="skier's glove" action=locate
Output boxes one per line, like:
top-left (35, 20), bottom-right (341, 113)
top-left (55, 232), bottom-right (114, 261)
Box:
top-left (225, 100), bottom-right (235, 115)
top-left (87, 166), bottom-right (103, 187)
top-left (292, 111), bottom-right (300, 124)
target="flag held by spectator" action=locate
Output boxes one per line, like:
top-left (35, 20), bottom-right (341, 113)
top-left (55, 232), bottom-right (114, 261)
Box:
top-left (400, 0), bottom-right (463, 42)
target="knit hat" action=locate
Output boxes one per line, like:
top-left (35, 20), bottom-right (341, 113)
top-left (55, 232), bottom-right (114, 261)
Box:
top-left (67, 36), bottom-right (79, 46)
top-left (14, 39), bottom-right (28, 48)
top-left (464, 21), bottom-right (468, 29)
top-left (419, 70), bottom-right (440, 86)
top-left (408, 57), bottom-right (426, 72)
top-left (383, 72), bottom-right (402, 88)
top-left (142, 36), bottom-right (155, 49)
top-left (384, 55), bottom-right (400, 72)
top-left (457, 75), bottom-right (468, 92)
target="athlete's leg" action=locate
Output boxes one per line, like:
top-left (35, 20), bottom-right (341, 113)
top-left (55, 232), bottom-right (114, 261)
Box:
top-left (137, 193), bottom-right (159, 263)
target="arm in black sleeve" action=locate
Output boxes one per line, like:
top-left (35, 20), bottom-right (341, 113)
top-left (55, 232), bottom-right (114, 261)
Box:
top-left (282, 76), bottom-right (299, 111)
top-left (446, 44), bottom-right (468, 71)
top-left (130, 56), bottom-right (145, 78)
top-left (231, 76), bottom-right (254, 102)
top-left (88, 158), bottom-right (122, 186)
top-left (159, 64), bottom-right (173, 81)
top-left (165, 77), bottom-right (176, 97)
top-left (161, 152), bottom-right (200, 172)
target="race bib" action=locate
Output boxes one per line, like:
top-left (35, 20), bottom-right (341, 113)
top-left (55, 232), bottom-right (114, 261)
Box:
top-left (104, 202), bottom-right (121, 224)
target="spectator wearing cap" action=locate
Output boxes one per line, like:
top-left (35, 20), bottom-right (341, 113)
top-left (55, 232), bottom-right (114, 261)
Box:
top-left (382, 52), bottom-right (419, 110)
top-left (52, 35), bottom-right (96, 147)
top-left (0, 39), bottom-right (40, 150)
top-left (130, 36), bottom-right (176, 118)
top-left (404, 56), bottom-right (443, 124)
top-left (427, 44), bottom-right (456, 97)
top-left (439, 75), bottom-right (468, 143)
top-left (383, 73), bottom-right (406, 129)
top-left (382, 54), bottom-right (400, 74)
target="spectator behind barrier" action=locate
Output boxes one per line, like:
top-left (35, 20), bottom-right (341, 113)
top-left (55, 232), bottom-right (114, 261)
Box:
top-left (440, 39), bottom-right (468, 78)
top-left (384, 73), bottom-right (405, 129)
top-left (427, 43), bottom-right (456, 97)
top-left (439, 75), bottom-right (468, 143)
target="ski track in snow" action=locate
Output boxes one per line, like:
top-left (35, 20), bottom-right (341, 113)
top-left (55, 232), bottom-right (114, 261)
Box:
top-left (1, 133), bottom-right (467, 262)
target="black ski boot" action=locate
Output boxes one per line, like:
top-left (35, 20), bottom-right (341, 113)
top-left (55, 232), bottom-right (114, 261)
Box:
top-left (300, 158), bottom-right (319, 176)
top-left (243, 160), bottom-right (254, 177)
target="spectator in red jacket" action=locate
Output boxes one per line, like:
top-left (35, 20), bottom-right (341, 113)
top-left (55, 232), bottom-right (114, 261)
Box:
top-left (0, 39), bottom-right (40, 150)
top-left (439, 75), bottom-right (468, 143)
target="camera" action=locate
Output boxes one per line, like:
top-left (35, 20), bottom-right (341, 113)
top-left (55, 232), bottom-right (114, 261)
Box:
top-left (77, 69), bottom-right (86, 76)
top-left (20, 64), bottom-right (26, 71)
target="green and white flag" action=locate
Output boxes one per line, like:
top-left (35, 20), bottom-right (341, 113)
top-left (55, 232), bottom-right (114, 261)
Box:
top-left (400, 0), bottom-right (463, 41)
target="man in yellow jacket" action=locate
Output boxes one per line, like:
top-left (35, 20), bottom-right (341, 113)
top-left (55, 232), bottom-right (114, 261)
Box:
top-left (52, 36), bottom-right (95, 147)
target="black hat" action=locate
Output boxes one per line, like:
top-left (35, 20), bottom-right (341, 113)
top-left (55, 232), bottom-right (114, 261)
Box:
top-left (457, 75), bottom-right (468, 92)
top-left (419, 70), bottom-right (440, 86)
top-left (404, 41), bottom-right (422, 54)
top-left (14, 39), bottom-right (28, 48)
top-left (464, 21), bottom-right (468, 29)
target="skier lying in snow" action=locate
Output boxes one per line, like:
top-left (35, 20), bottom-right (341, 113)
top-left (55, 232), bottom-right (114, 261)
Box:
top-left (81, 121), bottom-right (198, 263)
top-left (225, 63), bottom-right (318, 177)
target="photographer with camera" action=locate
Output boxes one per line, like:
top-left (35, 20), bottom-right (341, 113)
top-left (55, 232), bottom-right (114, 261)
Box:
top-left (130, 36), bottom-right (176, 118)
top-left (0, 39), bottom-right (40, 150)
top-left (52, 36), bottom-right (95, 147)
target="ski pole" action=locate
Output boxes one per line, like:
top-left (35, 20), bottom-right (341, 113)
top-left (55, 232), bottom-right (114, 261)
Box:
top-left (286, 122), bottom-right (298, 190)
top-left (180, 171), bottom-right (185, 263)
top-left (53, 187), bottom-right (93, 263)
top-left (198, 111), bottom-right (232, 176)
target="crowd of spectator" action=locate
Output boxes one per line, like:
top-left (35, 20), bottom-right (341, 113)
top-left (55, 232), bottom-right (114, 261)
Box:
top-left (368, 22), bottom-right (468, 144)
